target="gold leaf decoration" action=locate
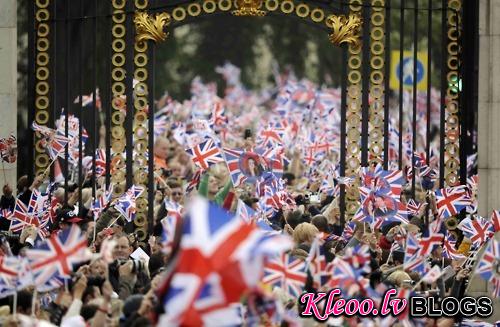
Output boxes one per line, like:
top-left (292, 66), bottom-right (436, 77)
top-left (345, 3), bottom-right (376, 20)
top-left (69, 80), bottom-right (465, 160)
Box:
top-left (327, 14), bottom-right (362, 46)
top-left (134, 12), bottom-right (171, 43)
top-left (232, 0), bottom-right (266, 16)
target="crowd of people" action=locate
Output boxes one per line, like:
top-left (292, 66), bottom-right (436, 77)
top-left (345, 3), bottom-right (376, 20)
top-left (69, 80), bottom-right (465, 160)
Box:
top-left (0, 63), bottom-right (497, 327)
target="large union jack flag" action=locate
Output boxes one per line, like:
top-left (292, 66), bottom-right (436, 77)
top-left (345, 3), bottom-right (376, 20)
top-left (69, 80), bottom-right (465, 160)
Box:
top-left (186, 138), bottom-right (224, 170)
top-left (263, 253), bottom-right (307, 298)
top-left (475, 238), bottom-right (500, 297)
top-left (157, 196), bottom-right (292, 326)
top-left (26, 224), bottom-right (91, 291)
top-left (458, 216), bottom-right (494, 248)
top-left (434, 186), bottom-right (472, 219)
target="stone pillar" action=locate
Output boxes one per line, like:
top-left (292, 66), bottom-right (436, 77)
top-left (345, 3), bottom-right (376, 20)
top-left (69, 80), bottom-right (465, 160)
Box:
top-left (478, 0), bottom-right (500, 218)
top-left (0, 0), bottom-right (17, 189)
top-left (474, 0), bottom-right (500, 322)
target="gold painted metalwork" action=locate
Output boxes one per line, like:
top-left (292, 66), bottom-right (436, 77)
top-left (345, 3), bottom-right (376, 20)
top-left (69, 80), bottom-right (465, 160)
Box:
top-left (133, 0), bottom-right (150, 241)
top-left (444, 0), bottom-right (462, 186)
top-left (345, 0), bottom-right (363, 218)
top-left (34, 0), bottom-right (51, 175)
top-left (326, 14), bottom-right (362, 46)
top-left (232, 0), bottom-right (266, 16)
top-left (134, 12), bottom-right (171, 43)
top-left (111, 0), bottom-right (127, 196)
top-left (368, 0), bottom-right (385, 165)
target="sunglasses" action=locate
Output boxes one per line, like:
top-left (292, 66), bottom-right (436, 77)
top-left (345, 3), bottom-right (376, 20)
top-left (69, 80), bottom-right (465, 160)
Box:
top-left (171, 192), bottom-right (183, 196)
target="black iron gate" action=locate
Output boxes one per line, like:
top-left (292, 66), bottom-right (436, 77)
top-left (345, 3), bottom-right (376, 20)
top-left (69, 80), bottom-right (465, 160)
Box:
top-left (22, 0), bottom-right (478, 244)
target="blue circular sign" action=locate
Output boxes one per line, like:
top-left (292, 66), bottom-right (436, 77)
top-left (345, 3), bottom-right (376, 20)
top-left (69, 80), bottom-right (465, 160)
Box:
top-left (396, 57), bottom-right (424, 86)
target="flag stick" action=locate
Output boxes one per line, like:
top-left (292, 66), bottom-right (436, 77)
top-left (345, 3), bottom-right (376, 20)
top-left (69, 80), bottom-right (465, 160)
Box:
top-left (41, 156), bottom-right (59, 179)
top-left (154, 171), bottom-right (168, 189)
top-left (107, 212), bottom-right (124, 229)
top-left (13, 289), bottom-right (17, 317)
top-left (31, 288), bottom-right (37, 317)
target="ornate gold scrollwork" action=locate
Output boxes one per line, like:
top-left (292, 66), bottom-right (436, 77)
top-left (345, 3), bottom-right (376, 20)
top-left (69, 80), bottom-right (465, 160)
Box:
top-left (327, 14), bottom-right (362, 46)
top-left (232, 0), bottom-right (266, 16)
top-left (134, 12), bottom-right (171, 43)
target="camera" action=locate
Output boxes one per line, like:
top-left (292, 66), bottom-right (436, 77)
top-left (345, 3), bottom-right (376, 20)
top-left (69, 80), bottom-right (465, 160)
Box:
top-left (117, 259), bottom-right (147, 274)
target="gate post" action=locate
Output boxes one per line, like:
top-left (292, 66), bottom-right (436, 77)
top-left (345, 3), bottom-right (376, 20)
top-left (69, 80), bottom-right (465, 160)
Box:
top-left (0, 0), bottom-right (17, 188)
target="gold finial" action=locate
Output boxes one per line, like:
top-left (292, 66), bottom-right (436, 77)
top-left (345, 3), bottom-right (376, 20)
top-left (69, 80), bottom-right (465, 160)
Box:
top-left (232, 0), bottom-right (266, 16)
top-left (327, 14), bottom-right (362, 46)
top-left (134, 12), bottom-right (171, 43)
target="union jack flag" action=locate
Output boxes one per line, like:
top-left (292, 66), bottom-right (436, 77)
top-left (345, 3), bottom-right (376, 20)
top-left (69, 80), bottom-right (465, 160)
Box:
top-left (223, 148), bottom-right (247, 187)
top-left (442, 233), bottom-right (465, 260)
top-left (491, 210), bottom-right (500, 233)
top-left (404, 233), bottom-right (428, 274)
top-left (46, 133), bottom-right (71, 160)
top-left (263, 253), bottom-right (307, 298)
top-left (327, 257), bottom-right (369, 297)
top-left (210, 101), bottom-right (227, 127)
top-left (342, 245), bottom-right (371, 274)
top-left (434, 186), bottom-right (472, 219)
top-left (257, 129), bottom-right (284, 148)
top-left (236, 199), bottom-right (258, 223)
top-left (26, 224), bottom-right (91, 291)
top-left (114, 185), bottom-right (144, 222)
top-left (95, 149), bottom-right (106, 177)
top-left (475, 238), bottom-right (500, 297)
top-left (161, 214), bottom-right (180, 254)
top-left (418, 231), bottom-right (444, 257)
top-left (185, 169), bottom-right (202, 194)
top-left (406, 199), bottom-right (425, 216)
top-left (0, 256), bottom-right (33, 298)
top-left (458, 216), bottom-right (494, 248)
top-left (157, 196), bottom-right (292, 326)
top-left (306, 237), bottom-right (332, 288)
top-left (164, 199), bottom-right (184, 220)
top-left (9, 199), bottom-right (40, 232)
top-left (91, 186), bottom-right (113, 221)
top-left (0, 209), bottom-right (11, 220)
top-left (186, 138), bottom-right (224, 170)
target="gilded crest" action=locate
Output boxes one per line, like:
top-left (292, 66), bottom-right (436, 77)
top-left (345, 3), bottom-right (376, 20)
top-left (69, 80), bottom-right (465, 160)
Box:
top-left (232, 0), bottom-right (266, 16)
top-left (134, 12), bottom-right (171, 43)
top-left (327, 14), bottom-right (362, 46)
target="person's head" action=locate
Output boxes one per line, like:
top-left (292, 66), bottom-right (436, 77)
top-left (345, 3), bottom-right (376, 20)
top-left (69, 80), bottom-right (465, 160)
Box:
top-left (113, 233), bottom-right (133, 261)
top-left (292, 222), bottom-right (319, 246)
top-left (168, 181), bottom-right (184, 204)
top-left (286, 210), bottom-right (303, 229)
top-left (208, 175), bottom-right (220, 196)
top-left (386, 270), bottom-right (412, 288)
top-left (2, 184), bottom-right (12, 197)
top-left (90, 258), bottom-right (107, 278)
top-left (17, 175), bottom-right (29, 193)
top-left (311, 215), bottom-right (329, 233)
top-left (169, 162), bottom-right (183, 178)
top-left (248, 158), bottom-right (256, 169)
top-left (154, 136), bottom-right (169, 160)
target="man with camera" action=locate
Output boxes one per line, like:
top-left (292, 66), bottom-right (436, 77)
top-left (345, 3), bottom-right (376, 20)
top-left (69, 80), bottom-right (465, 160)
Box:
top-left (108, 233), bottom-right (150, 300)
